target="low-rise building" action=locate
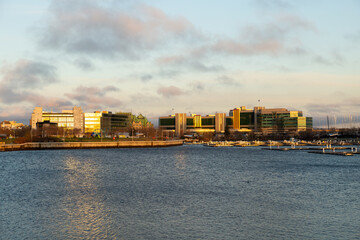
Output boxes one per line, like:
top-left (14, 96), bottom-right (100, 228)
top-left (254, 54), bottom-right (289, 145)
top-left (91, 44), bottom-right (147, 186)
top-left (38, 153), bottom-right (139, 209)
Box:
top-left (159, 106), bottom-right (313, 137)
top-left (85, 111), bottom-right (132, 136)
top-left (30, 106), bottom-right (133, 137)
top-left (0, 120), bottom-right (24, 129)
top-left (30, 106), bottom-right (84, 132)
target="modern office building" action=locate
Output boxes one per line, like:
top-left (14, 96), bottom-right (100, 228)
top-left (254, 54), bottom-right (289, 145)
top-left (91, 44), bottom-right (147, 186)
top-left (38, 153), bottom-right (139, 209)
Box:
top-left (159, 112), bottom-right (228, 137)
top-left (30, 106), bottom-right (84, 131)
top-left (229, 106), bottom-right (313, 133)
top-left (159, 106), bottom-right (313, 137)
top-left (101, 111), bottom-right (132, 135)
top-left (84, 111), bottom-right (132, 135)
top-left (31, 107), bottom-right (132, 136)
top-left (252, 107), bottom-right (312, 133)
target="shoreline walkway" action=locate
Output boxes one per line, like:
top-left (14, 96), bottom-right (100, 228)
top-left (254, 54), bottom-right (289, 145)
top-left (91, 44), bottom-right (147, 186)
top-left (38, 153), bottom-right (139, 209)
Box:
top-left (0, 140), bottom-right (184, 152)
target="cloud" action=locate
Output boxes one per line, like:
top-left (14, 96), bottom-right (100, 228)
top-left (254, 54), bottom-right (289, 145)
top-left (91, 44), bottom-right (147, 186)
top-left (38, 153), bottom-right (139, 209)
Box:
top-left (65, 85), bottom-right (122, 109)
top-left (211, 38), bottom-right (283, 56)
top-left (0, 105), bottom-right (34, 123)
top-left (288, 47), bottom-right (307, 56)
top-left (210, 14), bottom-right (314, 56)
top-left (157, 86), bottom-right (184, 98)
top-left (305, 103), bottom-right (342, 114)
top-left (313, 56), bottom-right (332, 65)
top-left (74, 58), bottom-right (95, 71)
top-left (190, 81), bottom-right (205, 91)
top-left (313, 51), bottom-right (345, 65)
top-left (157, 55), bottom-right (224, 72)
top-left (216, 75), bottom-right (241, 86)
top-left (305, 97), bottom-right (360, 116)
top-left (141, 74), bottom-right (153, 82)
top-left (158, 69), bottom-right (182, 78)
top-left (253, 0), bottom-right (291, 10)
top-left (0, 59), bottom-right (71, 108)
top-left (155, 13), bottom-right (315, 71)
top-left (344, 30), bottom-right (360, 42)
top-left (102, 85), bottom-right (120, 92)
top-left (39, 0), bottom-right (198, 60)
top-left (1, 59), bottom-right (57, 88)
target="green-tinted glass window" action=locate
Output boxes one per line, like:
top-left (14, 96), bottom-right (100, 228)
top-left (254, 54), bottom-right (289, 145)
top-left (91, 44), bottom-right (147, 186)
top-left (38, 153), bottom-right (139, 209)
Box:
top-left (202, 118), bottom-right (215, 126)
top-left (159, 118), bottom-right (175, 126)
top-left (240, 112), bottom-right (254, 125)
top-left (187, 118), bottom-right (194, 126)
top-left (226, 117), bottom-right (233, 126)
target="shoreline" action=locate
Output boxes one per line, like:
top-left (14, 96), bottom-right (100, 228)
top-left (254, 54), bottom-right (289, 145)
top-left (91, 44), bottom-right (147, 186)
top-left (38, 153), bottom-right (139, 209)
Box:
top-left (0, 140), bottom-right (184, 152)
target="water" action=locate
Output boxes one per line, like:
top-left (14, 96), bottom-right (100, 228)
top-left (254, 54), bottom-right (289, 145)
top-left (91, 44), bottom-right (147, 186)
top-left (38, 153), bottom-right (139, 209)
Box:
top-left (1, 145), bottom-right (359, 240)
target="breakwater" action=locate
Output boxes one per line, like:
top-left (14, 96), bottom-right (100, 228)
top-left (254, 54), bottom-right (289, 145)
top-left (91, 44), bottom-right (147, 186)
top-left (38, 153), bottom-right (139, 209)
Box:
top-left (0, 140), bottom-right (183, 152)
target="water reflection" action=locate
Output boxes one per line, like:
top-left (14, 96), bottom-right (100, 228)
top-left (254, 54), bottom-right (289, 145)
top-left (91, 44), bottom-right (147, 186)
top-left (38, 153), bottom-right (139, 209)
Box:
top-left (60, 156), bottom-right (114, 239)
top-left (174, 150), bottom-right (187, 174)
top-left (174, 151), bottom-right (186, 180)
top-left (173, 150), bottom-right (191, 217)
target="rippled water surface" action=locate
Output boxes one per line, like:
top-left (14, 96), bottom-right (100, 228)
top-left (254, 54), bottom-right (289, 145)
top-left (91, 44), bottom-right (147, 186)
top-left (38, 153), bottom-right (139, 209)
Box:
top-left (1, 145), bottom-right (359, 239)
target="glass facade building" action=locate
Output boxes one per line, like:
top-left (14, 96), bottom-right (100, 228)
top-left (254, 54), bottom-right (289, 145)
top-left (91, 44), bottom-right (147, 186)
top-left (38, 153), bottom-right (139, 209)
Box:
top-left (31, 107), bottom-right (132, 136)
top-left (159, 106), bottom-right (313, 137)
top-left (31, 106), bottom-right (84, 132)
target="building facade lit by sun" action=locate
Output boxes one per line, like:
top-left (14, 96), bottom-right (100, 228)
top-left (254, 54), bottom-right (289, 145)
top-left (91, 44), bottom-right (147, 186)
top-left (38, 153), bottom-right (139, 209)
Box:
top-left (30, 106), bottom-right (84, 130)
top-left (0, 120), bottom-right (24, 129)
top-left (159, 106), bottom-right (313, 137)
top-left (84, 112), bottom-right (102, 134)
top-left (30, 106), bottom-right (132, 136)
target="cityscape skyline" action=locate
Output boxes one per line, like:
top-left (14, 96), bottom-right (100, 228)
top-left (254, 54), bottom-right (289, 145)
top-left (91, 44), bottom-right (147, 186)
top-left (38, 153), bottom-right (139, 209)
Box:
top-left (0, 0), bottom-right (359, 125)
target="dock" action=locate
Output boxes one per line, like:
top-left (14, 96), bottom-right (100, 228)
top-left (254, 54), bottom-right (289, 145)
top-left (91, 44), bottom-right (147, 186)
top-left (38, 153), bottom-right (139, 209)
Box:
top-left (263, 147), bottom-right (311, 151)
top-left (263, 145), bottom-right (359, 156)
top-left (308, 151), bottom-right (354, 156)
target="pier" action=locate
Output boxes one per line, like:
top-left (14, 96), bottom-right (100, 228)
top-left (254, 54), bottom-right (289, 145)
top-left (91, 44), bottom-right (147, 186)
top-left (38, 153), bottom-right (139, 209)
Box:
top-left (308, 151), bottom-right (354, 156)
top-left (0, 140), bottom-right (184, 152)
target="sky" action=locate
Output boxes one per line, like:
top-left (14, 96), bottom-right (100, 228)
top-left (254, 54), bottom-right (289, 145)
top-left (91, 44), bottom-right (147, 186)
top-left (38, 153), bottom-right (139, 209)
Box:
top-left (0, 0), bottom-right (359, 125)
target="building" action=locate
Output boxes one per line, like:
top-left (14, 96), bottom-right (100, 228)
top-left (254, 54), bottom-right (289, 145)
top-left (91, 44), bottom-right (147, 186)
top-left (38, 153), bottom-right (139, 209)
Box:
top-left (159, 112), bottom-right (227, 137)
top-left (30, 106), bottom-right (85, 136)
top-left (253, 107), bottom-right (312, 133)
top-left (84, 112), bottom-right (102, 134)
top-left (31, 106), bottom-right (84, 130)
top-left (229, 106), bottom-right (254, 131)
top-left (0, 120), bottom-right (24, 129)
top-left (101, 111), bottom-right (132, 135)
top-left (229, 106), bottom-right (313, 133)
top-left (35, 120), bottom-right (58, 137)
top-left (84, 111), bottom-right (131, 136)
top-left (30, 106), bottom-right (84, 130)
top-left (30, 107), bottom-right (132, 137)
top-left (159, 106), bottom-right (313, 137)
